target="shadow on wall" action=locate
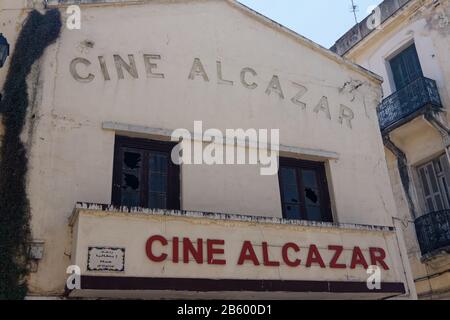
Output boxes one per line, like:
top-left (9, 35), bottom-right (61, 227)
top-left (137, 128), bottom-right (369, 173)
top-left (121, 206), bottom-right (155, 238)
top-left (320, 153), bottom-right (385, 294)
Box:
top-left (0, 9), bottom-right (61, 300)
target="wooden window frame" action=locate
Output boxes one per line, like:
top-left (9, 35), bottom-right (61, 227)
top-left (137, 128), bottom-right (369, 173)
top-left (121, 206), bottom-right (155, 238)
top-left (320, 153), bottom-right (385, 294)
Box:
top-left (112, 135), bottom-right (180, 210)
top-left (278, 157), bottom-right (333, 223)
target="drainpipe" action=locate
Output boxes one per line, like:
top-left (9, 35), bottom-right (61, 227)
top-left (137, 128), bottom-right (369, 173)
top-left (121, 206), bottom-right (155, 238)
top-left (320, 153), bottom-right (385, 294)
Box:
top-left (383, 135), bottom-right (417, 219)
top-left (392, 216), bottom-right (418, 299)
top-left (383, 135), bottom-right (419, 299)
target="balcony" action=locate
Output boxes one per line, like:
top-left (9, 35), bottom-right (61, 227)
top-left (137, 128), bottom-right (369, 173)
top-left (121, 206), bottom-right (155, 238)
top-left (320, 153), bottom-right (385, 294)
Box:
top-left (415, 210), bottom-right (450, 258)
top-left (378, 77), bottom-right (443, 133)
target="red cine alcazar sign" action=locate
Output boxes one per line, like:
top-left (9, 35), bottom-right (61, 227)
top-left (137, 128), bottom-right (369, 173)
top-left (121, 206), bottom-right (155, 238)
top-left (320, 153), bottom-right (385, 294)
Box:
top-left (145, 235), bottom-right (390, 270)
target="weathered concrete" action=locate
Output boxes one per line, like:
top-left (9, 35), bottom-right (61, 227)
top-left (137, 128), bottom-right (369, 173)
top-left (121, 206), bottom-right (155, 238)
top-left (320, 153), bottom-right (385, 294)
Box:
top-left (337, 0), bottom-right (450, 299)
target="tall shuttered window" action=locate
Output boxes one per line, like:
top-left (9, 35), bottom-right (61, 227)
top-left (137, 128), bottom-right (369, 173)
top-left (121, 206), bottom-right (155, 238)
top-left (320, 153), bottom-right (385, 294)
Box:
top-left (278, 158), bottom-right (333, 222)
top-left (112, 136), bottom-right (180, 210)
top-left (418, 154), bottom-right (450, 214)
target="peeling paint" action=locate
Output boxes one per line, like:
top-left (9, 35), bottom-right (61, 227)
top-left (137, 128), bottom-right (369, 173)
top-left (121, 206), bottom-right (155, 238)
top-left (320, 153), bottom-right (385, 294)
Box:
top-left (72, 202), bottom-right (396, 233)
top-left (419, 0), bottom-right (450, 35)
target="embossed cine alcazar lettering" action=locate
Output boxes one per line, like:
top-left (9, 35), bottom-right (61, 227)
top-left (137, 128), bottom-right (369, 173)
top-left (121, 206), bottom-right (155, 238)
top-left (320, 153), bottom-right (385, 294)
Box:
top-left (69, 55), bottom-right (355, 128)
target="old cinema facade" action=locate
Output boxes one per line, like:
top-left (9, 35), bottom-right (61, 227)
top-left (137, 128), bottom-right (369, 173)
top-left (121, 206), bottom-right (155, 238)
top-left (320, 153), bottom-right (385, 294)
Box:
top-left (0, 0), bottom-right (416, 299)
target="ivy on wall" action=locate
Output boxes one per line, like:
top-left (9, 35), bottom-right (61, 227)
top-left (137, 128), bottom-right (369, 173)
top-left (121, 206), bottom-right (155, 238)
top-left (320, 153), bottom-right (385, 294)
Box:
top-left (0, 9), bottom-right (61, 300)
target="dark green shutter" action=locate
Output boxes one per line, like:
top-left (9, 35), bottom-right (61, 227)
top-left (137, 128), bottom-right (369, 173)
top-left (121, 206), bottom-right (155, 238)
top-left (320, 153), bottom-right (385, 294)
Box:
top-left (390, 44), bottom-right (423, 90)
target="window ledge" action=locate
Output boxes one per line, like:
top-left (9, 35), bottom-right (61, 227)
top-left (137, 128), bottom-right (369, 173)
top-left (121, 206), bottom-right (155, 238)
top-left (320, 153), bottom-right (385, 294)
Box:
top-left (102, 121), bottom-right (340, 160)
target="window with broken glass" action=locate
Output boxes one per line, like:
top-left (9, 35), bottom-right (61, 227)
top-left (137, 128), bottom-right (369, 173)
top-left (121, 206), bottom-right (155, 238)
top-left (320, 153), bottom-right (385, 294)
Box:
top-left (112, 136), bottom-right (180, 210)
top-left (278, 158), bottom-right (333, 223)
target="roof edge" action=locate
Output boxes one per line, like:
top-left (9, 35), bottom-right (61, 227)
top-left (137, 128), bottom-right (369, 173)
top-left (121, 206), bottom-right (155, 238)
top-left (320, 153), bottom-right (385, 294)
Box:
top-left (46, 0), bottom-right (383, 83)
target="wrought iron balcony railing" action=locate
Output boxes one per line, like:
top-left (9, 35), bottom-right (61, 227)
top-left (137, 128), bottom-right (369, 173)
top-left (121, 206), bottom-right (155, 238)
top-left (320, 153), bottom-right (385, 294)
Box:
top-left (415, 209), bottom-right (450, 257)
top-left (378, 77), bottom-right (442, 132)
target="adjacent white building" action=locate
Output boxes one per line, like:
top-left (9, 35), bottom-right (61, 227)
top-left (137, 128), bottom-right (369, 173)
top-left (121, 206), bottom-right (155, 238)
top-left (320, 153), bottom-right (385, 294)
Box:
top-left (333, 0), bottom-right (450, 299)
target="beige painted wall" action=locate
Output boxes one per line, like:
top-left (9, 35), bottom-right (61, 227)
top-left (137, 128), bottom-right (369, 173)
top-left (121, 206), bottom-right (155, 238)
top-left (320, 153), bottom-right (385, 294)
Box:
top-left (0, 0), bottom-right (415, 298)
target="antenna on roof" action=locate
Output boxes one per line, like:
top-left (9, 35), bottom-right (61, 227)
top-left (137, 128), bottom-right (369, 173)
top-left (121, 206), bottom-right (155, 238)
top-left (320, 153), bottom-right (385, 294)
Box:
top-left (350, 0), bottom-right (359, 24)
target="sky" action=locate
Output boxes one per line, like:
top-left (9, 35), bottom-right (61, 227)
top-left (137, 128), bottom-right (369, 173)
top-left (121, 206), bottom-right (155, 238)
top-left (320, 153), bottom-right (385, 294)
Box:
top-left (238, 0), bottom-right (384, 48)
